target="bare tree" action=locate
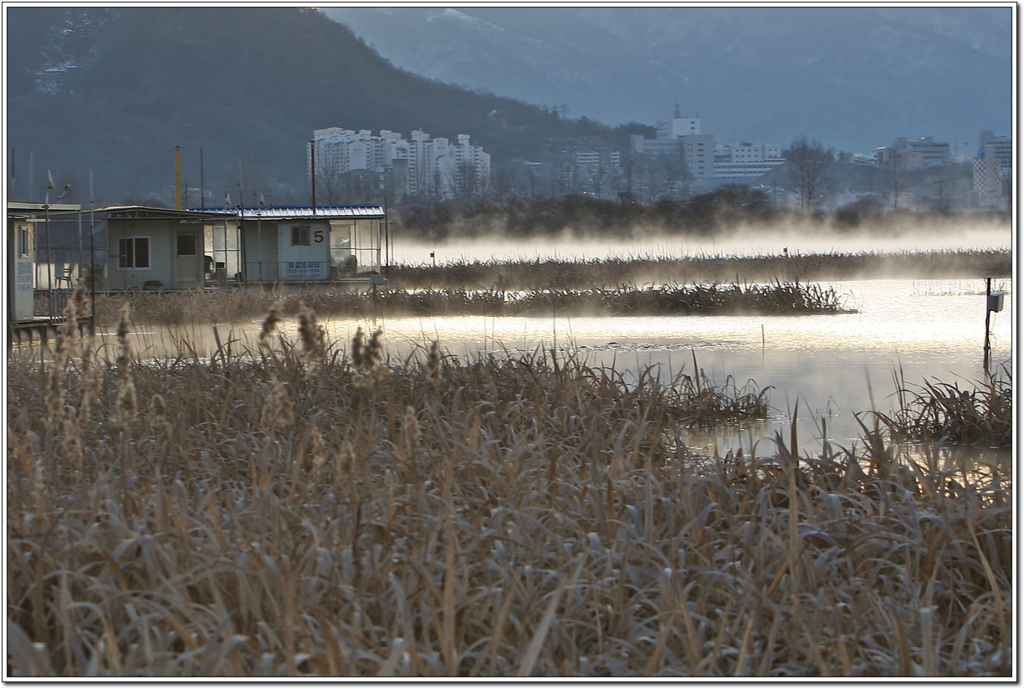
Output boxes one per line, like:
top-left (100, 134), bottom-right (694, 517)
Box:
top-left (315, 157), bottom-right (345, 205)
top-left (494, 165), bottom-right (514, 198)
top-left (608, 156), bottom-right (634, 202)
top-left (456, 161), bottom-right (479, 198)
top-left (590, 162), bottom-right (605, 199)
top-left (431, 168), bottom-right (449, 204)
top-left (653, 153), bottom-right (686, 202)
top-left (784, 136), bottom-right (835, 211)
top-left (882, 152), bottom-right (909, 211)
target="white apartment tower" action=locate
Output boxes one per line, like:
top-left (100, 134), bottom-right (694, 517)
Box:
top-left (973, 130), bottom-right (1012, 207)
top-left (311, 127), bottom-right (490, 201)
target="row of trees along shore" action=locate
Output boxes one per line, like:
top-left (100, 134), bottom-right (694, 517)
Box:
top-left (394, 187), bottom-right (1008, 241)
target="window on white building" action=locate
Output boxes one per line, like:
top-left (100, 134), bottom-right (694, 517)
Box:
top-left (292, 226), bottom-right (311, 246)
top-left (118, 237), bottom-right (151, 269)
top-left (18, 226), bottom-right (30, 257)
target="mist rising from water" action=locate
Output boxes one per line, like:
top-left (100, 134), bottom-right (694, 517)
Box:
top-left (393, 214), bottom-right (1012, 265)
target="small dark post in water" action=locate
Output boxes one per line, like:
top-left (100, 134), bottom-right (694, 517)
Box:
top-left (983, 277), bottom-right (992, 374)
top-left (383, 194), bottom-right (389, 279)
top-left (982, 278), bottom-right (1005, 375)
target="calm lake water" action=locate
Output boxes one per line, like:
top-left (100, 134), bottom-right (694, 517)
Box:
top-left (105, 276), bottom-right (1012, 463)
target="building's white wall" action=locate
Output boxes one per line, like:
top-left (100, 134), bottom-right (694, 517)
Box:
top-left (277, 221), bottom-right (331, 281)
top-left (9, 221), bottom-right (35, 319)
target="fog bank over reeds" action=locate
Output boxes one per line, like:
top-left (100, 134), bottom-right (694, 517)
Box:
top-left (388, 249), bottom-right (1009, 292)
top-left (392, 210), bottom-right (1011, 266)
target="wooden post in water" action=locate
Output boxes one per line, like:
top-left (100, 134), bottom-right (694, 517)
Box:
top-left (983, 277), bottom-right (992, 375)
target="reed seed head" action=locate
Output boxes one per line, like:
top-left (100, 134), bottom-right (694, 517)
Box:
top-left (261, 371), bottom-right (294, 430)
top-left (115, 371), bottom-right (137, 431)
top-left (151, 394), bottom-right (167, 426)
top-left (259, 303), bottom-right (283, 351)
top-left (334, 438), bottom-right (356, 486)
top-left (77, 337), bottom-right (101, 427)
top-left (427, 340), bottom-right (441, 387)
top-left (366, 329), bottom-right (384, 368)
top-left (297, 302), bottom-right (326, 375)
top-left (350, 327), bottom-right (365, 369)
top-left (115, 302), bottom-right (132, 371)
top-left (61, 407), bottom-right (84, 475)
top-left (404, 405), bottom-right (421, 443)
top-left (310, 424), bottom-right (328, 472)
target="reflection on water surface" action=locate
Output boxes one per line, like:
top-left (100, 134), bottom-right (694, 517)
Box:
top-left (73, 278), bottom-right (1011, 465)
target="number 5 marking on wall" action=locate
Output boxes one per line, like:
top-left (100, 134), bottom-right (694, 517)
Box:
top-left (314, 229), bottom-right (325, 243)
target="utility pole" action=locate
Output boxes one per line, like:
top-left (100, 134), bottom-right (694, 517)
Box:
top-left (175, 145), bottom-right (182, 210)
top-left (89, 170), bottom-right (95, 335)
top-left (310, 140), bottom-right (317, 214)
top-left (933, 179), bottom-right (948, 212)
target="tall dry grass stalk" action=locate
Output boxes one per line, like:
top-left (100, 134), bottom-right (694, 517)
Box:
top-left (5, 307), bottom-right (1011, 677)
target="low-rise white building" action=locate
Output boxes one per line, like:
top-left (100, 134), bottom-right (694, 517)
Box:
top-left (712, 141), bottom-right (785, 181)
top-left (876, 136), bottom-right (951, 169)
top-left (631, 109), bottom-right (783, 183)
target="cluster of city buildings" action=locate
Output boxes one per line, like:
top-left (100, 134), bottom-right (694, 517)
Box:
top-left (310, 127), bottom-right (491, 201)
top-left (622, 108), bottom-right (1011, 210)
top-left (628, 106), bottom-right (786, 183)
top-left (871, 131), bottom-right (1013, 208)
top-left (305, 110), bottom-right (1009, 210)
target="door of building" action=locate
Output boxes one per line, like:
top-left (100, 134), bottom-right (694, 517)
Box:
top-left (176, 233), bottom-right (202, 288)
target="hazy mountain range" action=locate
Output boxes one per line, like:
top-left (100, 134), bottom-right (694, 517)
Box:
top-left (5, 7), bottom-right (646, 206)
top-left (322, 6), bottom-right (1012, 154)
top-left (4, 6), bottom-right (1011, 208)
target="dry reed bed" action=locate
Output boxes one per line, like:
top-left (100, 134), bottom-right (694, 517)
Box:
top-left (6, 298), bottom-right (1011, 677)
top-left (874, 366), bottom-right (1012, 449)
top-left (387, 249), bottom-right (1011, 291)
top-left (90, 281), bottom-right (848, 328)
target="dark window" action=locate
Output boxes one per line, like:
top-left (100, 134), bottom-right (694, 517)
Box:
top-left (177, 234), bottom-right (197, 256)
top-left (119, 237), bottom-right (150, 269)
top-left (19, 227), bottom-right (30, 257)
top-left (292, 226), bottom-right (310, 246)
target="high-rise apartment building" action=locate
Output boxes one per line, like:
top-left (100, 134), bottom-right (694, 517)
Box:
top-left (311, 127), bottom-right (490, 201)
top-left (973, 130), bottom-right (1011, 207)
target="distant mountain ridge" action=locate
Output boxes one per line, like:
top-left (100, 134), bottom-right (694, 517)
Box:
top-left (5, 7), bottom-right (648, 206)
top-left (322, 6), bottom-right (1012, 154)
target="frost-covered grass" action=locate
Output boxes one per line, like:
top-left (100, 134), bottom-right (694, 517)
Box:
top-left (6, 296), bottom-right (1011, 677)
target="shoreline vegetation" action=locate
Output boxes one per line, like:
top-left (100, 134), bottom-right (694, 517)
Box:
top-left (385, 248), bottom-right (1011, 291)
top-left (80, 248), bottom-right (1009, 328)
top-left (6, 295), bottom-right (1012, 677)
top-left (90, 281), bottom-right (851, 327)
top-left (394, 196), bottom-right (1010, 243)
